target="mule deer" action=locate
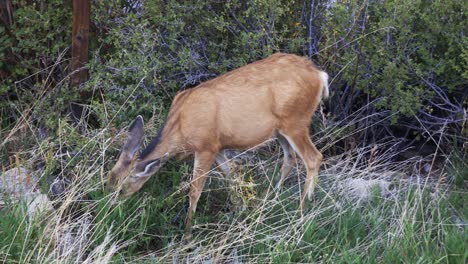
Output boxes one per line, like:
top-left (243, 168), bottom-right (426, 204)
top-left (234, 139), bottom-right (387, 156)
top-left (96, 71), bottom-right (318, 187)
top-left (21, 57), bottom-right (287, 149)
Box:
top-left (108, 53), bottom-right (329, 237)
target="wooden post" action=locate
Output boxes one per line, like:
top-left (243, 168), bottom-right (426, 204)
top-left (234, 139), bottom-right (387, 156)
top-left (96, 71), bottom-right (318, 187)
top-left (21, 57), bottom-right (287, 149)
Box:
top-left (0, 0), bottom-right (13, 26)
top-left (0, 0), bottom-right (13, 81)
top-left (71, 0), bottom-right (90, 88)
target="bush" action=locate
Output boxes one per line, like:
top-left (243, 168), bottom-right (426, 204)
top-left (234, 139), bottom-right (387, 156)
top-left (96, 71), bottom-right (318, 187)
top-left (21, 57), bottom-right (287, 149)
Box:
top-left (1, 0), bottom-right (465, 144)
top-left (322, 0), bottom-right (466, 120)
top-left (0, 1), bottom-right (465, 261)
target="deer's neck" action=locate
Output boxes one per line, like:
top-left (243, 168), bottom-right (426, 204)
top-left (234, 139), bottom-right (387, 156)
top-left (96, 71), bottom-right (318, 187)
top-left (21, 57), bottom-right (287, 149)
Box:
top-left (139, 121), bottom-right (184, 162)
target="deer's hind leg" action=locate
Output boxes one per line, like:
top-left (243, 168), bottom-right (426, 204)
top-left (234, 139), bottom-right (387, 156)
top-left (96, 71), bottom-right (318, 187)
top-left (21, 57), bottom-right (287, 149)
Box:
top-left (276, 134), bottom-right (297, 190)
top-left (278, 129), bottom-right (323, 211)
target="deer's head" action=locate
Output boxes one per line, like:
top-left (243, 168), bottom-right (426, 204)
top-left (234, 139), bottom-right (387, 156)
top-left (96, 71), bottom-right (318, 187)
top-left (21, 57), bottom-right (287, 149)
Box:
top-left (108, 116), bottom-right (169, 196)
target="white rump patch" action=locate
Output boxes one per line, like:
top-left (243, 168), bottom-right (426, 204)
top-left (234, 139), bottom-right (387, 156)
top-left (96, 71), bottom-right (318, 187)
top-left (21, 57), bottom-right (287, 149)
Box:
top-left (319, 71), bottom-right (329, 99)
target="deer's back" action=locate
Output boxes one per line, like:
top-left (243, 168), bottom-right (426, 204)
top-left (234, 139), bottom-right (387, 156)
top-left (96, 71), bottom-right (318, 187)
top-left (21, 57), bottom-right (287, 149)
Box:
top-left (168, 53), bottom-right (323, 151)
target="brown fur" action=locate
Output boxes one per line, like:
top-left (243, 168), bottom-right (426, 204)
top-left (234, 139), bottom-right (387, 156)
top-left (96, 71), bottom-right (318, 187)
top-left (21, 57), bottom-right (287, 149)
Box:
top-left (108, 53), bottom-right (329, 238)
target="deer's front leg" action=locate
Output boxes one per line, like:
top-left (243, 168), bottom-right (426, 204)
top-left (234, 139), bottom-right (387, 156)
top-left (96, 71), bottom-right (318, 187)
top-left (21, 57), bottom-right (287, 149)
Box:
top-left (185, 151), bottom-right (216, 239)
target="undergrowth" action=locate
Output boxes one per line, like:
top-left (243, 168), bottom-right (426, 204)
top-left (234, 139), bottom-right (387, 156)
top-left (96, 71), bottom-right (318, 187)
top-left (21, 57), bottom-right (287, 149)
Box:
top-left (0, 112), bottom-right (466, 263)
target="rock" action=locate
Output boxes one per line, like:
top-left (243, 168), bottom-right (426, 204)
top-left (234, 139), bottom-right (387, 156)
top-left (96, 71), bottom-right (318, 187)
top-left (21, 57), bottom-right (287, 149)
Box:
top-left (423, 163), bottom-right (432, 173)
top-left (0, 167), bottom-right (55, 219)
top-left (49, 175), bottom-right (70, 199)
top-left (341, 178), bottom-right (391, 203)
top-left (27, 193), bottom-right (54, 219)
top-left (0, 167), bottom-right (40, 200)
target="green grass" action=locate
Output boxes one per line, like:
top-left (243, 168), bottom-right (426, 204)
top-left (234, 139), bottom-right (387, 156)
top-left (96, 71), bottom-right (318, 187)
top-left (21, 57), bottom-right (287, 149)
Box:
top-left (0, 198), bottom-right (50, 263)
top-left (216, 186), bottom-right (465, 264)
top-left (0, 116), bottom-right (466, 263)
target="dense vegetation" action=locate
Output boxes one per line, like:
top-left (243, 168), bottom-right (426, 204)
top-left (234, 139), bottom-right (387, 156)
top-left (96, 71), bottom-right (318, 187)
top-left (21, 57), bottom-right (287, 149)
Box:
top-left (0, 0), bottom-right (466, 263)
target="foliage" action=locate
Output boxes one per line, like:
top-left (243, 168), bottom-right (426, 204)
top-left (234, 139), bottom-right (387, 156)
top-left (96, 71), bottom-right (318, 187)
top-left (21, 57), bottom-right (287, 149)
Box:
top-left (0, 0), bottom-right (466, 262)
top-left (0, 0), bottom-right (71, 96)
top-left (1, 0), bottom-right (465, 139)
top-left (0, 0), bottom-right (73, 157)
top-left (321, 0), bottom-right (466, 122)
top-left (86, 0), bottom-right (309, 124)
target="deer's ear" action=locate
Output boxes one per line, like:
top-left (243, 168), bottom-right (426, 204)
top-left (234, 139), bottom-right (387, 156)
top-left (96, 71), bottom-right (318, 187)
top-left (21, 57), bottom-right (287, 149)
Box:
top-left (121, 115), bottom-right (144, 160)
top-left (135, 153), bottom-right (170, 177)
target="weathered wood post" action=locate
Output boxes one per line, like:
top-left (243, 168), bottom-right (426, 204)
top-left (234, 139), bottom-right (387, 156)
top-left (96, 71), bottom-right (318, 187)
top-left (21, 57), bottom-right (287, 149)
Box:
top-left (71, 0), bottom-right (90, 88)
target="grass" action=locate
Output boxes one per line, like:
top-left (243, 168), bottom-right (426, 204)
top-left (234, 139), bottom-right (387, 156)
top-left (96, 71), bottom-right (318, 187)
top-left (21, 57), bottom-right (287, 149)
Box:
top-left (0, 97), bottom-right (466, 263)
top-left (1, 127), bottom-right (466, 263)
